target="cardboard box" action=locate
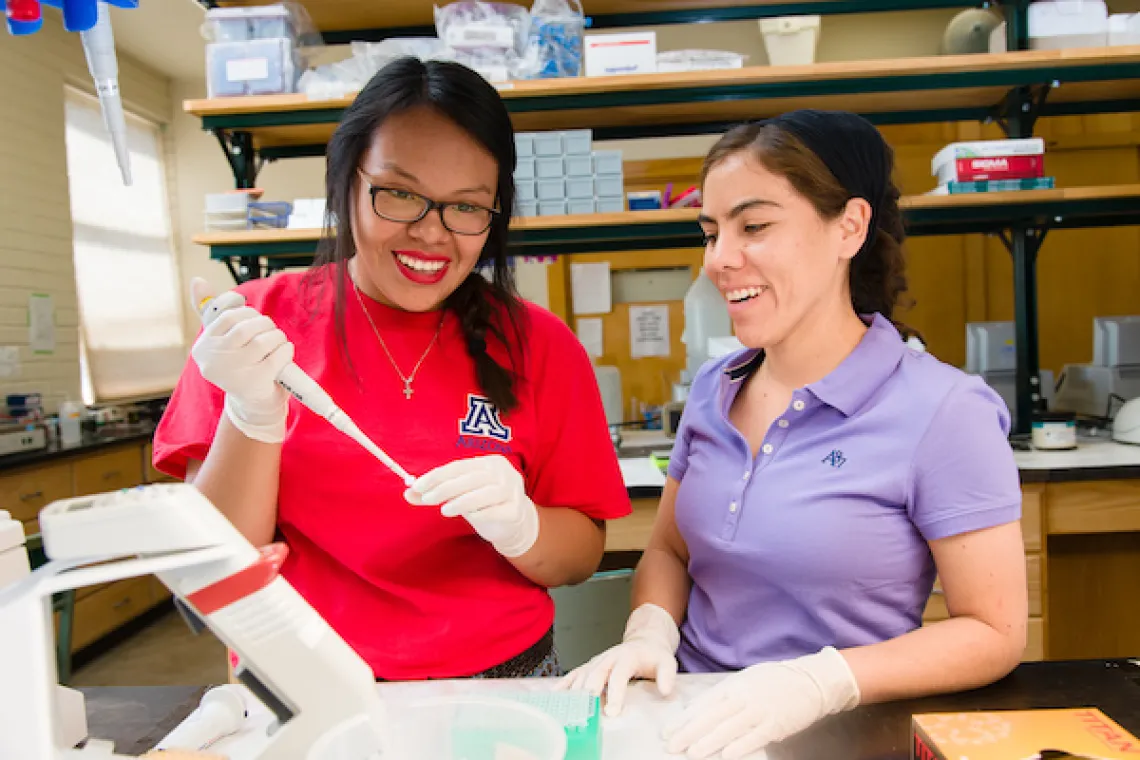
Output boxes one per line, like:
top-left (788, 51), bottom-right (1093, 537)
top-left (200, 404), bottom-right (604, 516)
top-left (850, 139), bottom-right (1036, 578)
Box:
top-left (912, 708), bottom-right (1140, 760)
top-left (585, 32), bottom-right (657, 77)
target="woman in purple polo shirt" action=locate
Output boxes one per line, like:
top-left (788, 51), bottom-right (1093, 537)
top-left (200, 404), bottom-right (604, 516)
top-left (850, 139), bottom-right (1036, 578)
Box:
top-left (562, 110), bottom-right (1028, 759)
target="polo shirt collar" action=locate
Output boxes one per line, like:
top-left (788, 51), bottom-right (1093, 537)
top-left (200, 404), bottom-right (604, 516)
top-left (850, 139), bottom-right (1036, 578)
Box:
top-left (721, 313), bottom-right (905, 416)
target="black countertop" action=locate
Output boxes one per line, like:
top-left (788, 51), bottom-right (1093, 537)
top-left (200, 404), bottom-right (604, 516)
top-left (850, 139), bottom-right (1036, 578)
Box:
top-left (0, 424), bottom-right (157, 473)
top-left (81, 659), bottom-right (1140, 758)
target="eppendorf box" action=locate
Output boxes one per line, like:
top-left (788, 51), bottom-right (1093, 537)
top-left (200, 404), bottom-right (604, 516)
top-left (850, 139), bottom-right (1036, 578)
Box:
top-left (912, 708), bottom-right (1140, 759)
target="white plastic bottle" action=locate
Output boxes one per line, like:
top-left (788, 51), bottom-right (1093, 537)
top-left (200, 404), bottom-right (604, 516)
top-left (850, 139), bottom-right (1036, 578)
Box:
top-left (59, 398), bottom-right (83, 447)
top-left (681, 270), bottom-right (733, 380)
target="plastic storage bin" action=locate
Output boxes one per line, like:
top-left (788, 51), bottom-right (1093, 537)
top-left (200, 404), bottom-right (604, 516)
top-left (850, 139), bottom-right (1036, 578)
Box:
top-left (515, 157), bottom-right (536, 181)
top-left (568, 198), bottom-right (596, 214)
top-left (534, 132), bottom-right (564, 156)
top-left (760, 15), bottom-right (821, 66)
top-left (515, 133), bottom-right (535, 158)
top-left (566, 177), bottom-right (594, 199)
top-left (204, 5), bottom-right (294, 42)
top-left (565, 154), bottom-right (593, 177)
top-left (536, 157), bottom-right (565, 179)
top-left (562, 129), bottom-right (593, 155)
top-left (516, 180), bottom-right (537, 202)
top-left (207, 38), bottom-right (300, 97)
top-left (517, 200), bottom-right (539, 217)
top-left (597, 196), bottom-right (625, 213)
top-left (595, 176), bottom-right (623, 198)
top-left (536, 179), bottom-right (566, 200)
top-left (592, 150), bottom-right (623, 176)
top-left (538, 200), bottom-right (568, 215)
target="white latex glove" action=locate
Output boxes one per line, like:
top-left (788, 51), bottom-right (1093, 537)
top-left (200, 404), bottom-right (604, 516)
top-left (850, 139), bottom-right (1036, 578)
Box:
top-left (662, 647), bottom-right (861, 760)
top-left (406, 455), bottom-right (539, 558)
top-left (189, 279), bottom-right (293, 445)
top-left (557, 603), bottom-right (680, 717)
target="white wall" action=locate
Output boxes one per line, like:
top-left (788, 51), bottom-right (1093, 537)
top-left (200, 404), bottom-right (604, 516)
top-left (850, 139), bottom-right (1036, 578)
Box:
top-left (0, 14), bottom-right (171, 412)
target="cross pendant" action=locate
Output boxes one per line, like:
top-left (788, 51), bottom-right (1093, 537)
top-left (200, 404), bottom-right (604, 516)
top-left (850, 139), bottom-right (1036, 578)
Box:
top-left (403, 380), bottom-right (414, 400)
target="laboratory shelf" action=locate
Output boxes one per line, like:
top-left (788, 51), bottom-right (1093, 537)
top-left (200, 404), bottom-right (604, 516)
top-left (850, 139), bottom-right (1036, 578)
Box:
top-left (193, 185), bottom-right (1140, 268)
top-left (185, 46), bottom-right (1140, 154)
top-left (200, 0), bottom-right (989, 45)
top-left (186, 0), bottom-right (1138, 436)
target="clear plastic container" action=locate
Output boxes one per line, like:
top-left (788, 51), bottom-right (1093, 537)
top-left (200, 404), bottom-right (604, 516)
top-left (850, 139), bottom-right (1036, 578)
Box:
top-left (59, 399), bottom-right (83, 447)
top-left (656, 49), bottom-right (745, 73)
top-left (206, 38), bottom-right (300, 98)
top-left (682, 270), bottom-right (734, 378)
top-left (384, 695), bottom-right (568, 760)
top-left (204, 5), bottom-right (295, 42)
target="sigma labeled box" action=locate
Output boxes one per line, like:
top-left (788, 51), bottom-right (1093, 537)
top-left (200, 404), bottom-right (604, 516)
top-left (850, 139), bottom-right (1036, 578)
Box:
top-left (585, 32), bottom-right (657, 76)
top-left (912, 708), bottom-right (1140, 760)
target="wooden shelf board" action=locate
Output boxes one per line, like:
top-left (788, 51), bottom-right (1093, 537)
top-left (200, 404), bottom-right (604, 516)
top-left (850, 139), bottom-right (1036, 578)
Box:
top-left (192, 185), bottom-right (1140, 256)
top-left (183, 47), bottom-right (1140, 149)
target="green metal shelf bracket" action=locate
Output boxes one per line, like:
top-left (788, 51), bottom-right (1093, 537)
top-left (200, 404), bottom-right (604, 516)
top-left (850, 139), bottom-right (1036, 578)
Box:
top-left (996, 225), bottom-right (1050, 436)
top-left (214, 129), bottom-right (262, 189)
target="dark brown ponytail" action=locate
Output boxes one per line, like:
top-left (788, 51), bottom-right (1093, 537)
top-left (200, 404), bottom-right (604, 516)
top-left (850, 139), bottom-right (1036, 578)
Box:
top-left (445, 273), bottom-right (524, 414)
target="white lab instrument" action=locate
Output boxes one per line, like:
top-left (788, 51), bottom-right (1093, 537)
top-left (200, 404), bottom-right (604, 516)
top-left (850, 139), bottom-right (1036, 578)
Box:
top-left (153, 685), bottom-right (247, 753)
top-left (0, 510), bottom-right (92, 754)
top-left (0, 422), bottom-right (48, 456)
top-left (681, 271), bottom-right (733, 383)
top-left (1112, 397), bottom-right (1140, 445)
top-left (0, 483), bottom-right (390, 760)
top-left (1053, 315), bottom-right (1140, 419)
top-left (964, 321), bottom-right (1055, 429)
top-left (79, 1), bottom-right (130, 185)
top-left (194, 281), bottom-right (415, 487)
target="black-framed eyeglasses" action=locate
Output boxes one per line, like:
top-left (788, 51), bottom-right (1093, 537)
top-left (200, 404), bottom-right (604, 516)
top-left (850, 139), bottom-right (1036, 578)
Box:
top-left (357, 169), bottom-right (499, 236)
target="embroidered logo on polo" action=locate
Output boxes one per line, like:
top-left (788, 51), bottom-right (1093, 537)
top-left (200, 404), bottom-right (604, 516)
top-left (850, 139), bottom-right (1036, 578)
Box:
top-left (822, 449), bottom-right (846, 468)
top-left (456, 394), bottom-right (514, 454)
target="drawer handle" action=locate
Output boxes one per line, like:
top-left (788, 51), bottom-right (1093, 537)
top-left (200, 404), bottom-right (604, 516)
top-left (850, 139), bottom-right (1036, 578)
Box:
top-left (930, 588), bottom-right (945, 597)
top-left (19, 490), bottom-right (44, 502)
top-left (102, 470), bottom-right (122, 480)
top-left (112, 597), bottom-right (132, 610)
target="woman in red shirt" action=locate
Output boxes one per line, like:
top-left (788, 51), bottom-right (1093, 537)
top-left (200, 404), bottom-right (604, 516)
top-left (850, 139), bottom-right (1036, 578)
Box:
top-left (154, 57), bottom-right (630, 680)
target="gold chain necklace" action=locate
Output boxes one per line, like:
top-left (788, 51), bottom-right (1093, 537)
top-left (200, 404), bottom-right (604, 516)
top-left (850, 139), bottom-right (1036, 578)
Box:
top-left (351, 278), bottom-right (443, 400)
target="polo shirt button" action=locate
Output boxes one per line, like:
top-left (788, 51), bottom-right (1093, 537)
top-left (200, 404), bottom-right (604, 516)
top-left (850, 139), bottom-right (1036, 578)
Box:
top-left (743, 471), bottom-right (750, 480)
top-left (729, 502), bottom-right (738, 513)
top-left (793, 400), bottom-right (805, 411)
top-left (778, 419), bottom-right (789, 428)
top-left (762, 443), bottom-right (773, 454)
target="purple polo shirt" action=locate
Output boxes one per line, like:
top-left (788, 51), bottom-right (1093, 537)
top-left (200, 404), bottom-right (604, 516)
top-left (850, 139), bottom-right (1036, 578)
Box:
top-left (668, 314), bottom-right (1021, 673)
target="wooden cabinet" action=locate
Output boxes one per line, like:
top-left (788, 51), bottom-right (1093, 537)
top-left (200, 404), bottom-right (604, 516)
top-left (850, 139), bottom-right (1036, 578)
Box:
top-left (73, 446), bottom-right (145, 496)
top-left (0, 462), bottom-right (73, 535)
top-left (922, 485), bottom-right (1045, 662)
top-left (143, 442), bottom-right (175, 484)
top-left (3, 438), bottom-right (173, 656)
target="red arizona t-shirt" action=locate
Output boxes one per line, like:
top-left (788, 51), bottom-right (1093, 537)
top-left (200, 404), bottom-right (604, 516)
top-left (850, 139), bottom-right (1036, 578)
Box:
top-left (153, 266), bottom-right (630, 679)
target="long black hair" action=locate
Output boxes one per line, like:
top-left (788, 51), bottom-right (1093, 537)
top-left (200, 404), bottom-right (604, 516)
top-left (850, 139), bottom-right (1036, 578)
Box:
top-left (309, 56), bottom-right (525, 413)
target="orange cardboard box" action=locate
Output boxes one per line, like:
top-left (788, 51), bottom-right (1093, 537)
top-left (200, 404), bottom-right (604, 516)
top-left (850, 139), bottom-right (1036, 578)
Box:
top-left (912, 708), bottom-right (1140, 760)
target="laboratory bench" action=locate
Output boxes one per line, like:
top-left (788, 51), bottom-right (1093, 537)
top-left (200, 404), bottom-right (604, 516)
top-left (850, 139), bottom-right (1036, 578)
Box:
top-left (0, 424), bottom-right (176, 668)
top-left (81, 658), bottom-right (1140, 759)
top-left (612, 435), bottom-right (1140, 664)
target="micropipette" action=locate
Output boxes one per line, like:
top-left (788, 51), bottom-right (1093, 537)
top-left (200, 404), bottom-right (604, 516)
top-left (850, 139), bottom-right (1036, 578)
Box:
top-left (79, 1), bottom-right (131, 185)
top-left (193, 279), bottom-right (416, 487)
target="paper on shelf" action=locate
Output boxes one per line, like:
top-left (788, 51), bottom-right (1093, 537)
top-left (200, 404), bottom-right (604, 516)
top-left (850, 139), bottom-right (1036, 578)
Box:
top-left (577, 317), bottom-right (604, 357)
top-left (571, 262), bottom-right (612, 315)
top-left (629, 305), bottom-right (669, 358)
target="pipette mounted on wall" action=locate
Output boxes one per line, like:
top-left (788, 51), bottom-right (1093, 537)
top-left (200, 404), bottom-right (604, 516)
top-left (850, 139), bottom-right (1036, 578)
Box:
top-left (3, 0), bottom-right (138, 185)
